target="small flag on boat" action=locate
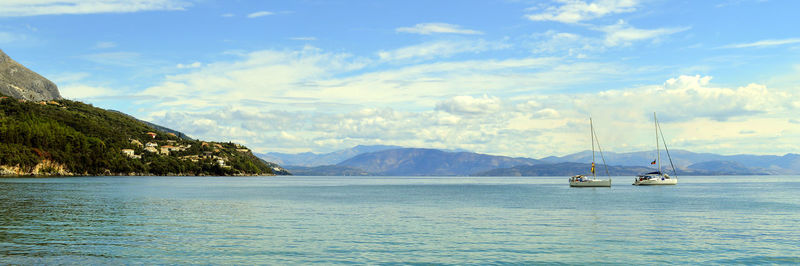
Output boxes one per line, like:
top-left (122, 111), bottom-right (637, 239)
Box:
top-left (590, 162), bottom-right (595, 174)
top-left (650, 159), bottom-right (657, 165)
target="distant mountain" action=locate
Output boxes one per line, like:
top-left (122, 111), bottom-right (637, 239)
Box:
top-left (474, 161), bottom-right (767, 177)
top-left (0, 49), bottom-right (61, 101)
top-left (337, 148), bottom-right (540, 176)
top-left (285, 165), bottom-right (373, 176)
top-left (540, 150), bottom-right (799, 174)
top-left (474, 162), bottom-right (655, 176)
top-left (257, 145), bottom-right (402, 166)
top-left (686, 161), bottom-right (767, 175)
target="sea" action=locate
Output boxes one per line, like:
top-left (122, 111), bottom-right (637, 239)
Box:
top-left (1, 175), bottom-right (799, 264)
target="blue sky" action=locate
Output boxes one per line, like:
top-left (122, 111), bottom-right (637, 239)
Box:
top-left (1, 0), bottom-right (799, 157)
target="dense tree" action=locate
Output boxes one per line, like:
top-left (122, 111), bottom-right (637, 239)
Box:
top-left (0, 94), bottom-right (278, 176)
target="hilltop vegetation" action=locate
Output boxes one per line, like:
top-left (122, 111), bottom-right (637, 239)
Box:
top-left (0, 94), bottom-right (287, 176)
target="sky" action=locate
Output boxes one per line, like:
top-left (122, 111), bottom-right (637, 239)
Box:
top-left (1, 0), bottom-right (799, 157)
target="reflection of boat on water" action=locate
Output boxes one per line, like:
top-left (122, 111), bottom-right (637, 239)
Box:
top-left (569, 117), bottom-right (611, 187)
top-left (633, 112), bottom-right (678, 186)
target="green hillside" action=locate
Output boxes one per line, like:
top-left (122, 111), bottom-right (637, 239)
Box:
top-left (0, 94), bottom-right (288, 176)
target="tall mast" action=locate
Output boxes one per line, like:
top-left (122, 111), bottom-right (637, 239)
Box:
top-left (654, 112), bottom-right (661, 173)
top-left (590, 117), bottom-right (596, 179)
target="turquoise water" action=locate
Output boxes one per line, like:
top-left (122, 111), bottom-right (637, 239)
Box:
top-left (1, 176), bottom-right (799, 264)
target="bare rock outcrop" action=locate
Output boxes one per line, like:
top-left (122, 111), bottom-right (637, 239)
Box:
top-left (0, 48), bottom-right (62, 101)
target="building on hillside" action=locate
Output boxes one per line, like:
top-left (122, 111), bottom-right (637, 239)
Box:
top-left (146, 132), bottom-right (157, 139)
top-left (144, 146), bottom-right (158, 153)
top-left (145, 142), bottom-right (158, 148)
top-left (121, 149), bottom-right (141, 159)
top-left (130, 139), bottom-right (143, 148)
top-left (160, 147), bottom-right (170, 155)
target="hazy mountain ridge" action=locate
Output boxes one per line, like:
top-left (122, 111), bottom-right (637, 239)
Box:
top-left (263, 146), bottom-right (795, 176)
top-left (336, 148), bottom-right (541, 176)
top-left (541, 149), bottom-right (799, 174)
top-left (257, 145), bottom-right (402, 166)
top-left (474, 162), bottom-right (768, 177)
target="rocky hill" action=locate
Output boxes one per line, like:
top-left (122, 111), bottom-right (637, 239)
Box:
top-left (0, 49), bottom-right (61, 101)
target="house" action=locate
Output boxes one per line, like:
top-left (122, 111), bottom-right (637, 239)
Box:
top-left (146, 132), bottom-right (157, 139)
top-left (144, 146), bottom-right (158, 153)
top-left (159, 147), bottom-right (170, 155)
top-left (145, 142), bottom-right (158, 148)
top-left (121, 149), bottom-right (141, 159)
top-left (130, 139), bottom-right (143, 148)
top-left (236, 148), bottom-right (249, 153)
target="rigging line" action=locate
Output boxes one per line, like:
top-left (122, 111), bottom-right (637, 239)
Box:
top-left (657, 119), bottom-right (678, 179)
top-left (594, 123), bottom-right (611, 179)
top-left (590, 117), bottom-right (596, 179)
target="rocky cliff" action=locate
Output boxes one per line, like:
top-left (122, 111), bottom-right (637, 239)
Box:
top-left (0, 49), bottom-right (61, 101)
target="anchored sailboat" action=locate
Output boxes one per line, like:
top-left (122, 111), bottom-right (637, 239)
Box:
top-left (633, 112), bottom-right (678, 185)
top-left (569, 117), bottom-right (611, 187)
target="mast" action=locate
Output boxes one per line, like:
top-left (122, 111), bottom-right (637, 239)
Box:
top-left (590, 117), bottom-right (596, 179)
top-left (654, 112), bottom-right (661, 173)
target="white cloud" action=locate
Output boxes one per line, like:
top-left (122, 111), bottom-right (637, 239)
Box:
top-left (176, 61), bottom-right (202, 69)
top-left (0, 0), bottom-right (190, 17)
top-left (435, 95), bottom-right (503, 115)
top-left (129, 44), bottom-right (798, 156)
top-left (396, 23), bottom-right (483, 35)
top-left (221, 13), bottom-right (234, 18)
top-left (247, 11), bottom-right (273, 18)
top-left (597, 20), bottom-right (690, 46)
top-left (528, 30), bottom-right (600, 57)
top-left (377, 40), bottom-right (510, 61)
top-left (526, 0), bottom-right (639, 23)
top-left (720, 38), bottom-right (800, 49)
top-left (60, 84), bottom-right (115, 99)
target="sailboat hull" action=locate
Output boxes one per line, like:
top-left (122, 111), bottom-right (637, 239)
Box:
top-left (569, 179), bottom-right (611, 187)
top-left (633, 177), bottom-right (677, 186)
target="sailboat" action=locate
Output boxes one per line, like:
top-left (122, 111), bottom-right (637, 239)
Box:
top-left (569, 117), bottom-right (611, 187)
top-left (633, 112), bottom-right (678, 185)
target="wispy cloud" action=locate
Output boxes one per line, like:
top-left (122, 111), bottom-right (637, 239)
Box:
top-left (526, 0), bottom-right (639, 24)
top-left (597, 20), bottom-right (690, 46)
top-left (377, 40), bottom-right (509, 62)
top-left (290, 37), bottom-right (317, 41)
top-left (221, 13), bottom-right (235, 18)
top-left (82, 52), bottom-right (143, 67)
top-left (396, 23), bottom-right (482, 35)
top-left (720, 38), bottom-right (800, 49)
top-left (247, 11), bottom-right (273, 18)
top-left (176, 62), bottom-right (202, 69)
top-left (0, 31), bottom-right (27, 43)
top-left (0, 0), bottom-right (190, 17)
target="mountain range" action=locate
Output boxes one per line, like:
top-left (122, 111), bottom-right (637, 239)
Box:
top-left (264, 145), bottom-right (798, 176)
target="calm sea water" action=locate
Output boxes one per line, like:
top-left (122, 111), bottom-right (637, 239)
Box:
top-left (1, 176), bottom-right (799, 264)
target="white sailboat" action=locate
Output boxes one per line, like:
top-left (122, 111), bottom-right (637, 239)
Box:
top-left (633, 112), bottom-right (678, 185)
top-left (569, 117), bottom-right (611, 187)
